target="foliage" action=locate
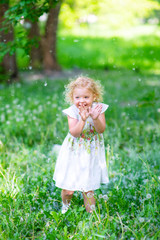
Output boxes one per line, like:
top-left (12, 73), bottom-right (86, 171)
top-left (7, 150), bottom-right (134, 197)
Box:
top-left (59, 0), bottom-right (160, 29)
top-left (0, 68), bottom-right (160, 239)
top-left (0, 0), bottom-right (62, 59)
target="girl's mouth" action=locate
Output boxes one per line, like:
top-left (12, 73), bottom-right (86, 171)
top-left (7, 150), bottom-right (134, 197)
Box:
top-left (78, 103), bottom-right (87, 107)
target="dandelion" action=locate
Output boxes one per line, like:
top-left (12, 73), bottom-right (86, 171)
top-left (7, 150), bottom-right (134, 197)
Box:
top-left (5, 104), bottom-right (10, 109)
top-left (139, 217), bottom-right (144, 223)
top-left (146, 194), bottom-right (151, 199)
top-left (103, 195), bottom-right (109, 201)
top-left (90, 205), bottom-right (95, 211)
top-left (143, 179), bottom-right (148, 184)
top-left (98, 194), bottom-right (103, 199)
top-left (87, 192), bottom-right (93, 198)
top-left (46, 222), bottom-right (50, 227)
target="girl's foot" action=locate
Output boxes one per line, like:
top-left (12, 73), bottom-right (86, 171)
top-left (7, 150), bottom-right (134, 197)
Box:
top-left (61, 202), bottom-right (71, 214)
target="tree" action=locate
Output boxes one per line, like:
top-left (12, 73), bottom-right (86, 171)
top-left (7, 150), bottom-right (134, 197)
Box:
top-left (41, 2), bottom-right (61, 71)
top-left (0, 0), bottom-right (18, 83)
top-left (0, 0), bottom-right (62, 78)
top-left (25, 1), bottom-right (61, 70)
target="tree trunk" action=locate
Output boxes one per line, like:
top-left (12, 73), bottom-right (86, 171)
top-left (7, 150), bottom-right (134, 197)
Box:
top-left (41, 2), bottom-right (61, 71)
top-left (27, 20), bottom-right (43, 69)
top-left (0, 2), bottom-right (18, 83)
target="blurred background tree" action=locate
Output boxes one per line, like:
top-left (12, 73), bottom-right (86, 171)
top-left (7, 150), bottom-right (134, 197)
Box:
top-left (0, 0), bottom-right (62, 82)
top-left (0, 0), bottom-right (18, 83)
top-left (0, 0), bottom-right (160, 83)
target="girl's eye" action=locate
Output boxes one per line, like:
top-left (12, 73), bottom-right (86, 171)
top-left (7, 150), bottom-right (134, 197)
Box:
top-left (75, 97), bottom-right (79, 99)
top-left (85, 96), bottom-right (89, 99)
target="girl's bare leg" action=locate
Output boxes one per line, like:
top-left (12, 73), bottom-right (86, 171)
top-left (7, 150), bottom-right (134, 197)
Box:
top-left (61, 189), bottom-right (74, 204)
top-left (83, 191), bottom-right (95, 213)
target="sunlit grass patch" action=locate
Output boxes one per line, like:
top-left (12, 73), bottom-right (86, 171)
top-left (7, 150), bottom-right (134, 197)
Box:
top-left (57, 25), bottom-right (160, 73)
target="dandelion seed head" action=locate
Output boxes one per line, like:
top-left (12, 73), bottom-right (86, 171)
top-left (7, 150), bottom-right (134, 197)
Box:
top-left (103, 195), bottom-right (109, 201)
top-left (139, 217), bottom-right (144, 223)
top-left (87, 192), bottom-right (93, 198)
top-left (99, 194), bottom-right (103, 199)
top-left (146, 194), bottom-right (151, 199)
top-left (90, 205), bottom-right (95, 210)
top-left (143, 179), bottom-right (148, 184)
top-left (46, 222), bottom-right (50, 227)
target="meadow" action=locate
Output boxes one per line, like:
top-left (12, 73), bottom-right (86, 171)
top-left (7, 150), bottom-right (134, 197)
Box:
top-left (0, 25), bottom-right (160, 239)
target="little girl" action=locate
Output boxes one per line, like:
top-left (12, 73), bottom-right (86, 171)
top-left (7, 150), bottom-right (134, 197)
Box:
top-left (53, 76), bottom-right (109, 213)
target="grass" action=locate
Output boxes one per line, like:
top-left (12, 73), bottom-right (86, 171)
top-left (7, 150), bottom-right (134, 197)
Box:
top-left (0, 23), bottom-right (160, 239)
top-left (0, 67), bottom-right (160, 239)
top-left (16, 24), bottom-right (160, 75)
top-left (57, 34), bottom-right (160, 73)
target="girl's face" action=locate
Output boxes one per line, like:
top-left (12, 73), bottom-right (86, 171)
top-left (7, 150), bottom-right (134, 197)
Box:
top-left (73, 87), bottom-right (95, 108)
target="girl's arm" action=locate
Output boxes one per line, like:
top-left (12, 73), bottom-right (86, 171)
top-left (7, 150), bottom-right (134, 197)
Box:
top-left (68, 116), bottom-right (85, 138)
top-left (93, 113), bottom-right (106, 133)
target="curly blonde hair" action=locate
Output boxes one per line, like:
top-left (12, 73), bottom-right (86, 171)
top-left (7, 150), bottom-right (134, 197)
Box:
top-left (64, 76), bottom-right (104, 104)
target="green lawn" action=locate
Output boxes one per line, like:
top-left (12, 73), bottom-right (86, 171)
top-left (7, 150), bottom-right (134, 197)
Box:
top-left (17, 24), bottom-right (160, 75)
top-left (0, 67), bottom-right (160, 238)
top-left (57, 34), bottom-right (160, 73)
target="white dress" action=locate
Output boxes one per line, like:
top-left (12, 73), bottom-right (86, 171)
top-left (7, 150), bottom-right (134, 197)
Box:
top-left (53, 102), bottom-right (109, 192)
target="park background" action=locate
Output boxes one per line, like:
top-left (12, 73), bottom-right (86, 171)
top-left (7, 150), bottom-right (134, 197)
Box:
top-left (0, 0), bottom-right (160, 239)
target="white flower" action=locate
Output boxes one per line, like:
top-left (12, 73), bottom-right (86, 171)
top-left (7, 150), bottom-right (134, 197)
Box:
top-left (143, 179), bottom-right (148, 184)
top-left (46, 222), bottom-right (50, 227)
top-left (0, 141), bottom-right (4, 150)
top-left (146, 194), bottom-right (151, 199)
top-left (103, 195), bottom-right (109, 201)
top-left (139, 217), bottom-right (144, 223)
top-left (87, 192), bottom-right (94, 198)
top-left (90, 205), bottom-right (95, 211)
top-left (98, 194), bottom-right (103, 199)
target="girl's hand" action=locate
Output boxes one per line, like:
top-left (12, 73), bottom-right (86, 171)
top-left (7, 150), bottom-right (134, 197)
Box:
top-left (79, 104), bottom-right (90, 121)
top-left (89, 104), bottom-right (102, 120)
